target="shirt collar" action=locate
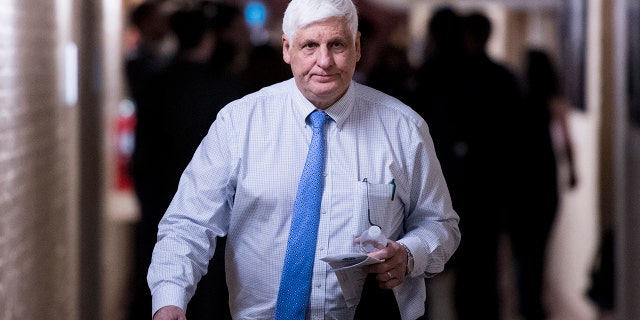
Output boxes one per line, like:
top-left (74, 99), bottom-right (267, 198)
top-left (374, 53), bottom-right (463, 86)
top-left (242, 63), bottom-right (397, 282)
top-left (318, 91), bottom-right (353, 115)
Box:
top-left (290, 79), bottom-right (355, 130)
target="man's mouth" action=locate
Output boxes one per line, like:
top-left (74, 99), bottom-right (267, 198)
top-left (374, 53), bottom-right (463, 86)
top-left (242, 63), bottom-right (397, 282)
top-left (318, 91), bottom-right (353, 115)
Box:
top-left (312, 74), bottom-right (335, 82)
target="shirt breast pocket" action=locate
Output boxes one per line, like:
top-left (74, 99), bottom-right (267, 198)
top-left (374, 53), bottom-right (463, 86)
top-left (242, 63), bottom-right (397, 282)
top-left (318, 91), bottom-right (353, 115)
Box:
top-left (356, 179), bottom-right (404, 240)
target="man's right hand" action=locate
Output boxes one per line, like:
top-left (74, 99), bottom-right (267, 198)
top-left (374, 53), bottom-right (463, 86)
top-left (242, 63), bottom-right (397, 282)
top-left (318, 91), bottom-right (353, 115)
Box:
top-left (152, 305), bottom-right (186, 320)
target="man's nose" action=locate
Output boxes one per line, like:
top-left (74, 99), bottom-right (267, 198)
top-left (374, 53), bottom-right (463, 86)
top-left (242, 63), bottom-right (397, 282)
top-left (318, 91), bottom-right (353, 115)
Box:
top-left (316, 46), bottom-right (334, 68)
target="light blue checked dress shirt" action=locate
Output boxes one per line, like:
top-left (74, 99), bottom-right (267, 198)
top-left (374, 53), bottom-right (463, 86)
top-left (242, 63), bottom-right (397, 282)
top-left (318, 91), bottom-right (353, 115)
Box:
top-left (148, 78), bottom-right (460, 320)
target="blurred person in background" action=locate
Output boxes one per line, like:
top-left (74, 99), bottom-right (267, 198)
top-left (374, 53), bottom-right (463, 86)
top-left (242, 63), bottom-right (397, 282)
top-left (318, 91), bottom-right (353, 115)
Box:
top-left (508, 48), bottom-right (579, 320)
top-left (147, 0), bottom-right (460, 319)
top-left (124, 1), bottom-right (176, 319)
top-left (241, 39), bottom-right (293, 93)
top-left (159, 3), bottom-right (248, 319)
top-left (163, 2), bottom-right (248, 183)
top-left (125, 1), bottom-right (248, 319)
top-left (360, 16), bottom-right (414, 105)
top-left (365, 45), bottom-right (413, 104)
top-left (204, 1), bottom-right (252, 77)
top-left (238, 3), bottom-right (292, 93)
top-left (204, 0), bottom-right (291, 94)
top-left (125, 0), bottom-right (174, 108)
top-left (412, 8), bottom-right (523, 319)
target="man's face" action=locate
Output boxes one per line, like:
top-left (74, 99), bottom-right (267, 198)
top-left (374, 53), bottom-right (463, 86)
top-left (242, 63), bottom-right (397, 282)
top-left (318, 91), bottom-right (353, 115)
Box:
top-left (282, 16), bottom-right (361, 109)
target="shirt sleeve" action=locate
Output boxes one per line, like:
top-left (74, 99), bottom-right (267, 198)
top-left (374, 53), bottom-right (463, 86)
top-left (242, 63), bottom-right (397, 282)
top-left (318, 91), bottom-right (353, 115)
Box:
top-left (147, 107), bottom-right (236, 315)
top-left (400, 118), bottom-right (461, 278)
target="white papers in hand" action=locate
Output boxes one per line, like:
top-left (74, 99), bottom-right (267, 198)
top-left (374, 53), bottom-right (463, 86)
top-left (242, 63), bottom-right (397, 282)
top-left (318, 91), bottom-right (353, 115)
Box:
top-left (320, 253), bottom-right (384, 307)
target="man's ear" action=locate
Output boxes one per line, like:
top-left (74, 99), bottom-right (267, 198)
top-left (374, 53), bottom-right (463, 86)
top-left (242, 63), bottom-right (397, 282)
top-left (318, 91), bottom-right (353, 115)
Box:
top-left (282, 34), bottom-right (291, 64)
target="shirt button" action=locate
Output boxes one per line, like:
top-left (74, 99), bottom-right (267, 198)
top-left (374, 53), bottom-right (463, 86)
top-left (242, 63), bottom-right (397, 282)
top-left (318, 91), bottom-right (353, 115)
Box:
top-left (316, 283), bottom-right (322, 288)
top-left (321, 210), bottom-right (326, 214)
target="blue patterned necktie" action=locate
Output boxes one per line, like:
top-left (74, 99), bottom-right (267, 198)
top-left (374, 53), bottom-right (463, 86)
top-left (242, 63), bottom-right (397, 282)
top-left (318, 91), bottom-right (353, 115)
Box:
top-left (274, 110), bottom-right (328, 320)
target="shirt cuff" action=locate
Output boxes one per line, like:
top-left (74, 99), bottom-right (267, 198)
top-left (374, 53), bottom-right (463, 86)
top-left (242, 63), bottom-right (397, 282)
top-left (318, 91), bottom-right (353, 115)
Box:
top-left (398, 236), bottom-right (427, 278)
top-left (151, 283), bottom-right (189, 317)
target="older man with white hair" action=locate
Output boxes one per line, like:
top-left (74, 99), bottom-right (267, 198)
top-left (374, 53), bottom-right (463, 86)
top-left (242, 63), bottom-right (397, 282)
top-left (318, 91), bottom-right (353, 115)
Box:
top-left (148, 0), bottom-right (460, 319)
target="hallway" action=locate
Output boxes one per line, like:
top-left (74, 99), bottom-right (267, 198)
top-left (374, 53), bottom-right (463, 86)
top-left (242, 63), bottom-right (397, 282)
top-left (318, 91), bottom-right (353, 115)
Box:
top-left (0, 0), bottom-right (637, 319)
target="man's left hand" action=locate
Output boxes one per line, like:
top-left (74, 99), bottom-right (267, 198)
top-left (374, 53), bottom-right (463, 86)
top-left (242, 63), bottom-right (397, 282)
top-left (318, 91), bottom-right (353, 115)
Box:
top-left (363, 240), bottom-right (408, 289)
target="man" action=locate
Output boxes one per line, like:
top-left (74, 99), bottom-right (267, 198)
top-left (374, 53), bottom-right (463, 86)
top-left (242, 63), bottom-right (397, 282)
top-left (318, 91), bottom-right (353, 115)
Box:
top-left (148, 1), bottom-right (460, 319)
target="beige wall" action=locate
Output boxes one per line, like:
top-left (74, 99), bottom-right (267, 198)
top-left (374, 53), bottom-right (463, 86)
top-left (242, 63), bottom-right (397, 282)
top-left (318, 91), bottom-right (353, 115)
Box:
top-left (614, 0), bottom-right (640, 318)
top-left (0, 0), bottom-right (78, 319)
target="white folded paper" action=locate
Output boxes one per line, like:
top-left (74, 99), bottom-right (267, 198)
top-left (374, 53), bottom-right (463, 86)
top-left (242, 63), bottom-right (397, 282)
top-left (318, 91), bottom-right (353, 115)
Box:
top-left (321, 253), bottom-right (384, 307)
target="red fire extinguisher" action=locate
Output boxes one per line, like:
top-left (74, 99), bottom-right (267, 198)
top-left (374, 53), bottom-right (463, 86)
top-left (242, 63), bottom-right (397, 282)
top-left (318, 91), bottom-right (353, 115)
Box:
top-left (115, 99), bottom-right (136, 191)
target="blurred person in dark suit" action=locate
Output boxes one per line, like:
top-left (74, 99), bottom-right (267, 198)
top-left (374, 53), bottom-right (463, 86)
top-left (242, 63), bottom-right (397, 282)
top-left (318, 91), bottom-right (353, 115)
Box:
top-left (204, 1), bottom-right (251, 76)
top-left (153, 3), bottom-right (249, 320)
top-left (365, 43), bottom-right (414, 105)
top-left (412, 9), bottom-right (523, 319)
top-left (125, 0), bottom-right (174, 108)
top-left (162, 3), bottom-right (248, 183)
top-left (241, 41), bottom-right (293, 93)
top-left (124, 2), bottom-right (175, 319)
top-left (203, 1), bottom-right (291, 95)
top-left (126, 2), bottom-right (247, 319)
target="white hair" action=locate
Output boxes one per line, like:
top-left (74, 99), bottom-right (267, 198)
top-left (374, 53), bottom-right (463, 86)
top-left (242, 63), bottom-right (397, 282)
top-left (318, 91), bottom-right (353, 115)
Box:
top-left (282, 0), bottom-right (358, 42)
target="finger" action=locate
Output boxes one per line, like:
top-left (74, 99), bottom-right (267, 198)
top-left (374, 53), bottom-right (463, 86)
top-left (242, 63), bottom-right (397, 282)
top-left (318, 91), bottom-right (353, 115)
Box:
top-left (377, 268), bottom-right (406, 284)
top-left (378, 276), bottom-right (404, 289)
top-left (367, 254), bottom-right (401, 273)
top-left (375, 269), bottom-right (392, 282)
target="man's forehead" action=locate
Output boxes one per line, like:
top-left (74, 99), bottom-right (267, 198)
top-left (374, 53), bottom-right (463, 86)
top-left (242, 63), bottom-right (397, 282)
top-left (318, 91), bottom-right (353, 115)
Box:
top-left (294, 17), bottom-right (351, 40)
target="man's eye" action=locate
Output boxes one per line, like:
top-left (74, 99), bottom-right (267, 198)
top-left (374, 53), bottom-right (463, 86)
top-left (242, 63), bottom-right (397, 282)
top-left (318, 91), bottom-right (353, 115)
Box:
top-left (303, 43), bottom-right (317, 49)
top-left (332, 43), bottom-right (346, 52)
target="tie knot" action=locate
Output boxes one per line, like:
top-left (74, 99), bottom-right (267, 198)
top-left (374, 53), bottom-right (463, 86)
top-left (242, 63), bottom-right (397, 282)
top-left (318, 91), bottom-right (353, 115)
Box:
top-left (309, 111), bottom-right (327, 129)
